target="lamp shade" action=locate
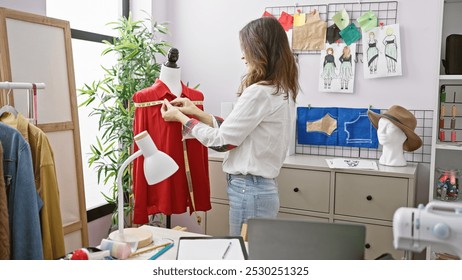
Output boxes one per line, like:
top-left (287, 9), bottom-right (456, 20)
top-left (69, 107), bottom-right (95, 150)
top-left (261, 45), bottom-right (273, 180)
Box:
top-left (134, 131), bottom-right (179, 184)
top-left (109, 130), bottom-right (179, 251)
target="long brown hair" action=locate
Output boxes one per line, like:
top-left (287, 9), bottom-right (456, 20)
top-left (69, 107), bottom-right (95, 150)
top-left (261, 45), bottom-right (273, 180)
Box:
top-left (238, 16), bottom-right (299, 102)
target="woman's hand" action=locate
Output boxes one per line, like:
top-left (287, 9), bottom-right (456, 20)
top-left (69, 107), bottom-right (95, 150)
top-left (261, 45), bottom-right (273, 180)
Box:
top-left (161, 99), bottom-right (190, 124)
top-left (169, 97), bottom-right (200, 116)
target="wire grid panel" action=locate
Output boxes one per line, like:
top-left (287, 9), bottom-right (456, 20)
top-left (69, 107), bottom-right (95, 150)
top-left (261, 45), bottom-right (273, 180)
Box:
top-left (265, 4), bottom-right (328, 55)
top-left (295, 109), bottom-right (433, 164)
top-left (328, 1), bottom-right (398, 58)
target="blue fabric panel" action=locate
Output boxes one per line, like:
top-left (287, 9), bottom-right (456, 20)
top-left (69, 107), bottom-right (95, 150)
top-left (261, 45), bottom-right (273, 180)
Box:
top-left (338, 108), bottom-right (380, 148)
top-left (297, 107), bottom-right (338, 146)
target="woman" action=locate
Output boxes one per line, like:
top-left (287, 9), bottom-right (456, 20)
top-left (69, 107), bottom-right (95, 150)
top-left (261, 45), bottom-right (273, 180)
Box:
top-left (161, 16), bottom-right (299, 236)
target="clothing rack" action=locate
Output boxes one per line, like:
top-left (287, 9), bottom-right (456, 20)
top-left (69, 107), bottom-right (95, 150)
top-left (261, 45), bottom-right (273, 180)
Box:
top-left (0, 81), bottom-right (45, 124)
top-left (0, 81), bottom-right (46, 89)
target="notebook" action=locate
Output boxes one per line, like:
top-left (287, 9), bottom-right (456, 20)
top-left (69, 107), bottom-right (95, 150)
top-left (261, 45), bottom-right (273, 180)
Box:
top-left (247, 217), bottom-right (366, 260)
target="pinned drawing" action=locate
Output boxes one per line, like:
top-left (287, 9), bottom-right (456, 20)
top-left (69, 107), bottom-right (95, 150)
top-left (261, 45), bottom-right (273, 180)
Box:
top-left (319, 43), bottom-right (356, 93)
top-left (362, 23), bottom-right (402, 79)
top-left (297, 107), bottom-right (379, 148)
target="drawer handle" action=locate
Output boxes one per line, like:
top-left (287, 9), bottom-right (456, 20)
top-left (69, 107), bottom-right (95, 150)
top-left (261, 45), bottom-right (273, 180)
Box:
top-left (293, 187), bottom-right (299, 193)
top-left (365, 243), bottom-right (371, 249)
top-left (366, 195), bottom-right (373, 201)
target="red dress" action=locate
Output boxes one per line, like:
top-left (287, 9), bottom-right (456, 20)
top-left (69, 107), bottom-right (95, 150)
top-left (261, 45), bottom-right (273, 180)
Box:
top-left (132, 79), bottom-right (211, 224)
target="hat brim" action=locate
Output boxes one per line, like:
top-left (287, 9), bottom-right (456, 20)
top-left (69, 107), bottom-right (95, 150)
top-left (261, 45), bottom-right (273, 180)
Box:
top-left (368, 110), bottom-right (422, 152)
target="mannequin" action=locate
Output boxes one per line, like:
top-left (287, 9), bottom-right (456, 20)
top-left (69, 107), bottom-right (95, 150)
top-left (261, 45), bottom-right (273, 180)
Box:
top-left (132, 47), bottom-right (211, 225)
top-left (159, 48), bottom-right (182, 96)
top-left (368, 105), bottom-right (423, 167)
top-left (377, 118), bottom-right (407, 166)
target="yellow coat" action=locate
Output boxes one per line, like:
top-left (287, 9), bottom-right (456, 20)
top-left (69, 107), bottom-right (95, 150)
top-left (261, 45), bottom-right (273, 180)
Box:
top-left (7, 113), bottom-right (65, 259)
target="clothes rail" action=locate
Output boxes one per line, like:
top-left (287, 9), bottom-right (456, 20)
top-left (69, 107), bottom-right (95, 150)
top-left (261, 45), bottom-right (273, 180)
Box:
top-left (0, 81), bottom-right (46, 89)
top-left (0, 81), bottom-right (45, 124)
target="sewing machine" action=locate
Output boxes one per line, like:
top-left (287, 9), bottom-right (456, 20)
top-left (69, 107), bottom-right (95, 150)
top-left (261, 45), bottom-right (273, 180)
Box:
top-left (393, 200), bottom-right (462, 258)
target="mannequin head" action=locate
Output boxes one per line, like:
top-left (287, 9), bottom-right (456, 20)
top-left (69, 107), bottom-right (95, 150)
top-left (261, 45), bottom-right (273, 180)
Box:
top-left (377, 118), bottom-right (407, 166)
top-left (159, 48), bottom-right (182, 95)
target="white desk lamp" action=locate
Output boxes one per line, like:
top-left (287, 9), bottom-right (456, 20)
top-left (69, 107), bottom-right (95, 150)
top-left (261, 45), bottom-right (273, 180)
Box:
top-left (109, 130), bottom-right (179, 249)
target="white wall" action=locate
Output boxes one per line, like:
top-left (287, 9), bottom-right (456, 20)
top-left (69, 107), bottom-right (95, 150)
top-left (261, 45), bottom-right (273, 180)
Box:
top-left (159, 0), bottom-right (441, 116)
top-left (0, 0), bottom-right (46, 15)
top-left (152, 0), bottom-right (443, 218)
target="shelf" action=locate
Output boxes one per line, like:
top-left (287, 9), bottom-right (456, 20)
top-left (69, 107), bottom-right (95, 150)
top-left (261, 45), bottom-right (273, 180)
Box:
top-left (435, 142), bottom-right (462, 150)
top-left (440, 75), bottom-right (462, 80)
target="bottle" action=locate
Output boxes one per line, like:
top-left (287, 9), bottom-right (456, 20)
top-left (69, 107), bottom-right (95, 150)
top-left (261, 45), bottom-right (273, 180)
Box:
top-left (440, 85), bottom-right (446, 102)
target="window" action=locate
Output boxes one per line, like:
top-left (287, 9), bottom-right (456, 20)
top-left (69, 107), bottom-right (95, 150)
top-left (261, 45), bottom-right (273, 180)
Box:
top-left (47, 0), bottom-right (126, 212)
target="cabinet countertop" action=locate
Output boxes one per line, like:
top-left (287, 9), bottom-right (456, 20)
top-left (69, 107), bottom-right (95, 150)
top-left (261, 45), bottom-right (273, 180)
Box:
top-left (208, 150), bottom-right (418, 179)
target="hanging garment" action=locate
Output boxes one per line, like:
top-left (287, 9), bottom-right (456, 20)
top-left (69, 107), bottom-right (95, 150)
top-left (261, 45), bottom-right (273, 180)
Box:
top-left (0, 142), bottom-right (10, 260)
top-left (132, 79), bottom-right (211, 224)
top-left (1, 113), bottom-right (65, 260)
top-left (0, 122), bottom-right (43, 259)
top-left (292, 9), bottom-right (327, 51)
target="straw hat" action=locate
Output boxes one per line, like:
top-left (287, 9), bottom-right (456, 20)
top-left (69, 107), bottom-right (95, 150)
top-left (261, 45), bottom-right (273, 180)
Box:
top-left (368, 105), bottom-right (422, 152)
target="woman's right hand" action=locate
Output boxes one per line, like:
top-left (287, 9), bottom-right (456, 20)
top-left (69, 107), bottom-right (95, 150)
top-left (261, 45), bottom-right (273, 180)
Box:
top-left (170, 97), bottom-right (199, 116)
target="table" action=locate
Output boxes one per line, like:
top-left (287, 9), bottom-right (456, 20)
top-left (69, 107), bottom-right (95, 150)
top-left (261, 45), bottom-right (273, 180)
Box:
top-left (127, 225), bottom-right (209, 260)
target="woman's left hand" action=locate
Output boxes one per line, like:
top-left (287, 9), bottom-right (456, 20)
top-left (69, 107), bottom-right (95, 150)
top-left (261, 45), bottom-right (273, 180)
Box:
top-left (161, 99), bottom-right (190, 124)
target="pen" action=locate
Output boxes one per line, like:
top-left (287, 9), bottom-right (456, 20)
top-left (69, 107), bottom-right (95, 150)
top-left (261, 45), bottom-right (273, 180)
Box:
top-left (148, 243), bottom-right (174, 260)
top-left (222, 241), bottom-right (232, 259)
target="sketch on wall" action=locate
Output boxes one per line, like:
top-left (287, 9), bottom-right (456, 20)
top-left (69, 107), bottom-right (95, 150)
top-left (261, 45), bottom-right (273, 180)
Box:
top-left (362, 23), bottom-right (402, 79)
top-left (319, 43), bottom-right (356, 93)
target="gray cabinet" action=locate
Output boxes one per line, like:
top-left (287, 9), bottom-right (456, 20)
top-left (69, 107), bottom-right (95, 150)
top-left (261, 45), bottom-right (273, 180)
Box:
top-left (206, 154), bottom-right (417, 260)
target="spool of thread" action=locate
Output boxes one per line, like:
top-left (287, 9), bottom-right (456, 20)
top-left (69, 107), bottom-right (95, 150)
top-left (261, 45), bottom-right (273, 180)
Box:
top-left (100, 239), bottom-right (132, 259)
top-left (439, 129), bottom-right (445, 141)
top-left (440, 104), bottom-right (446, 128)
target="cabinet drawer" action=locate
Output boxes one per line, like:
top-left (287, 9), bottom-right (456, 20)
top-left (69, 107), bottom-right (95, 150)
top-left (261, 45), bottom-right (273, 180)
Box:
top-left (278, 168), bottom-right (330, 213)
top-left (278, 211), bottom-right (328, 222)
top-left (208, 160), bottom-right (227, 200)
top-left (335, 220), bottom-right (405, 260)
top-left (205, 202), bottom-right (229, 236)
top-left (335, 173), bottom-right (408, 221)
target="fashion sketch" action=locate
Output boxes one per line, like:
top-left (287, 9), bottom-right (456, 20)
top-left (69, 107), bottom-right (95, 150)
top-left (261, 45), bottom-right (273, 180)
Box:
top-left (383, 26), bottom-right (398, 73)
top-left (321, 47), bottom-right (336, 89)
top-left (339, 45), bottom-right (353, 90)
top-left (362, 23), bottom-right (402, 79)
top-left (319, 43), bottom-right (356, 93)
top-left (366, 31), bottom-right (379, 74)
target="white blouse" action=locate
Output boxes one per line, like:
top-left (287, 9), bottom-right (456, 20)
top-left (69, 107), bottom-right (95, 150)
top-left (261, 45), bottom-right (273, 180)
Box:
top-left (183, 83), bottom-right (292, 178)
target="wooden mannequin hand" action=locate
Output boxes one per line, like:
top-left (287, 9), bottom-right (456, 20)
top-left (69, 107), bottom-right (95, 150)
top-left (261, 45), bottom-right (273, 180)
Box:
top-left (161, 99), bottom-right (190, 124)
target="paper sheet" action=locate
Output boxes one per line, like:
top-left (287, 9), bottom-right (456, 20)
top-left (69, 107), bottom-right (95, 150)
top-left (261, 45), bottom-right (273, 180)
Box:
top-left (176, 237), bottom-right (247, 260)
top-left (326, 158), bottom-right (378, 170)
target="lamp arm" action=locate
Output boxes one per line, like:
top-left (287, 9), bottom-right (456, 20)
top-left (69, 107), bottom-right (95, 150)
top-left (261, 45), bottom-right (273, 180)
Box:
top-left (117, 150), bottom-right (143, 236)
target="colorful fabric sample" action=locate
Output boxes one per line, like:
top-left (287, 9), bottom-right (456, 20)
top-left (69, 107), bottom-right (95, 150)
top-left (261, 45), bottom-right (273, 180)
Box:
top-left (297, 107), bottom-right (379, 148)
top-left (332, 9), bottom-right (350, 30)
top-left (278, 11), bottom-right (293, 31)
top-left (339, 23), bottom-right (362, 45)
top-left (357, 11), bottom-right (378, 32)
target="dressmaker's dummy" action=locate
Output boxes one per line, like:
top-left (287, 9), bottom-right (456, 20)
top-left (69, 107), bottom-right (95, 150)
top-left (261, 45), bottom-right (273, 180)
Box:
top-left (132, 47), bottom-right (211, 225)
top-left (159, 48), bottom-right (182, 96)
top-left (368, 105), bottom-right (422, 167)
top-left (377, 118), bottom-right (407, 166)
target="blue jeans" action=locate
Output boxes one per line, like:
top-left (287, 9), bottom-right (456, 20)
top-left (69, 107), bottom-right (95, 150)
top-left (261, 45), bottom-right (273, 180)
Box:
top-left (226, 173), bottom-right (280, 236)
